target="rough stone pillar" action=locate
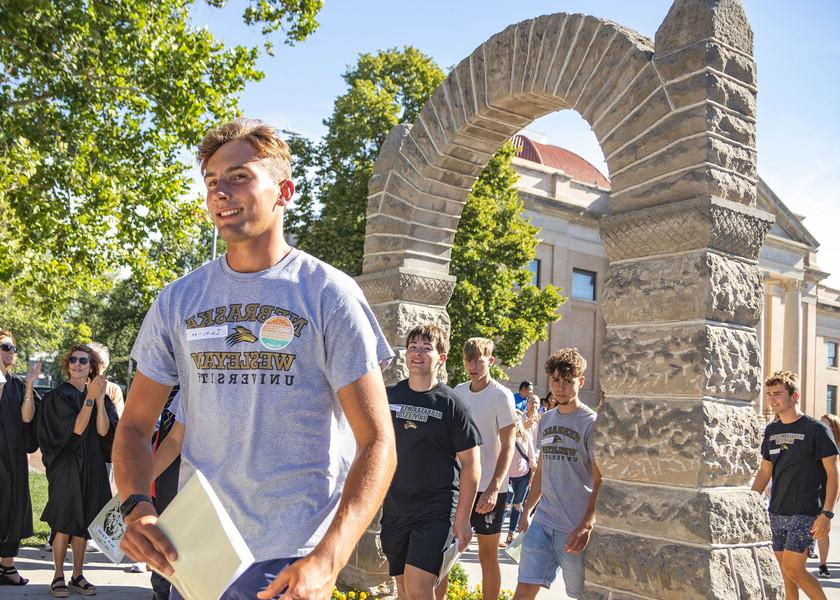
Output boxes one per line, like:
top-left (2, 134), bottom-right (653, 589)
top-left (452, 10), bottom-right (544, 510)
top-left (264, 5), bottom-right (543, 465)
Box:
top-left (586, 2), bottom-right (783, 599)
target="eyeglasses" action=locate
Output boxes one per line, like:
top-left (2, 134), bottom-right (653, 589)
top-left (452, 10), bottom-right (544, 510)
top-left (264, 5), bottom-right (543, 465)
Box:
top-left (0, 343), bottom-right (16, 353)
top-left (68, 356), bottom-right (90, 365)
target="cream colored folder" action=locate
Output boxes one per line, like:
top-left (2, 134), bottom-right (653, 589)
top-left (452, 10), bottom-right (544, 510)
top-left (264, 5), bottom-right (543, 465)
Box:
top-left (154, 470), bottom-right (255, 600)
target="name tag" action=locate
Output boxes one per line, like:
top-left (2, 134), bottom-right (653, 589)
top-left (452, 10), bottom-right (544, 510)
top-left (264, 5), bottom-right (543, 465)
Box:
top-left (769, 448), bottom-right (781, 455)
top-left (186, 325), bottom-right (228, 341)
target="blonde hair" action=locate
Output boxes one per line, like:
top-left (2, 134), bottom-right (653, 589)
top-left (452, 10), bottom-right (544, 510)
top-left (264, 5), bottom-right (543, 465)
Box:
top-left (822, 414), bottom-right (840, 444)
top-left (198, 118), bottom-right (292, 182)
top-left (463, 337), bottom-right (494, 360)
top-left (765, 370), bottom-right (799, 396)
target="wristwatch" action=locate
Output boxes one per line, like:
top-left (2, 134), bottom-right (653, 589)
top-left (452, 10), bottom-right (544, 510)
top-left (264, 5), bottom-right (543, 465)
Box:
top-left (119, 494), bottom-right (154, 520)
top-left (84, 398), bottom-right (94, 407)
top-left (822, 510), bottom-right (834, 519)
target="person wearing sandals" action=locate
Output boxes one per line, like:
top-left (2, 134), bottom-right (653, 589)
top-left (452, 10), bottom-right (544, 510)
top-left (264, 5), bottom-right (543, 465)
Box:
top-left (0, 329), bottom-right (41, 587)
top-left (38, 344), bottom-right (119, 597)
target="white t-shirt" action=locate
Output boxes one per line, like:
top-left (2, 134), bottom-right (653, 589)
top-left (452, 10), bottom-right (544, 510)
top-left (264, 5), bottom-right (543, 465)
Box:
top-left (454, 379), bottom-right (517, 491)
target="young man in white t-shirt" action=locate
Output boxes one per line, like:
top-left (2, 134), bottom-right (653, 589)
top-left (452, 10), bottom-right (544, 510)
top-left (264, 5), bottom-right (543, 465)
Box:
top-left (454, 337), bottom-right (517, 600)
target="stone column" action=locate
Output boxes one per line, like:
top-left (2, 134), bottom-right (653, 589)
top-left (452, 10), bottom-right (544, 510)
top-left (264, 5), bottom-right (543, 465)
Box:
top-left (338, 267), bottom-right (456, 597)
top-left (585, 1), bottom-right (784, 597)
top-left (589, 199), bottom-right (778, 600)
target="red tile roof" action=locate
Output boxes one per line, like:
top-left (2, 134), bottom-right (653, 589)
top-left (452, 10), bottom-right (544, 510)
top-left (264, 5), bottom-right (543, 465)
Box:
top-left (512, 134), bottom-right (610, 190)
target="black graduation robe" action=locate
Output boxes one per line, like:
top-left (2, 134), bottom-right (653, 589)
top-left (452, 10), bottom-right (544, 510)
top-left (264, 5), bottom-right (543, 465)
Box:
top-left (0, 375), bottom-right (40, 546)
top-left (38, 382), bottom-right (118, 541)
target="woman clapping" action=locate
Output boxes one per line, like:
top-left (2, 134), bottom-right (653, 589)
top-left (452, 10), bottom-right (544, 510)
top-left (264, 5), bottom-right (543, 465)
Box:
top-left (38, 344), bottom-right (118, 597)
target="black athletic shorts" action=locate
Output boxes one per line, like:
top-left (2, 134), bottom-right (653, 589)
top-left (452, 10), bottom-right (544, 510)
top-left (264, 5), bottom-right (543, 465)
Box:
top-left (380, 513), bottom-right (453, 577)
top-left (470, 490), bottom-right (510, 535)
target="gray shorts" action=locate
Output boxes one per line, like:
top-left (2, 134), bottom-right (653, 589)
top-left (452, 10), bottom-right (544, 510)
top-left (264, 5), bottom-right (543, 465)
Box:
top-left (769, 513), bottom-right (816, 554)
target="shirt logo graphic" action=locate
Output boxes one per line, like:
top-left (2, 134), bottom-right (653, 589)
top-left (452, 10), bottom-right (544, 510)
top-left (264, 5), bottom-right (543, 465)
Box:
top-left (226, 326), bottom-right (258, 346)
top-left (404, 421), bottom-right (418, 430)
top-left (260, 316), bottom-right (295, 350)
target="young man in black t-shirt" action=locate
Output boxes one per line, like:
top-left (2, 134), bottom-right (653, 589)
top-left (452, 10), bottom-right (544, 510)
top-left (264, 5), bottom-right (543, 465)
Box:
top-left (381, 324), bottom-right (481, 600)
top-left (752, 370), bottom-right (839, 599)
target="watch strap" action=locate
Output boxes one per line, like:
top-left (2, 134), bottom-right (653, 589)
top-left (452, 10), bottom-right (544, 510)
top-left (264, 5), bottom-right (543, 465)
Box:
top-left (119, 494), bottom-right (154, 519)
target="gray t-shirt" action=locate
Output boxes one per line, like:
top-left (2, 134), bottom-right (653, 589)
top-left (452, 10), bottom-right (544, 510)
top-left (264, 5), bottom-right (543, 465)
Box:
top-left (131, 249), bottom-right (393, 560)
top-left (534, 404), bottom-right (597, 534)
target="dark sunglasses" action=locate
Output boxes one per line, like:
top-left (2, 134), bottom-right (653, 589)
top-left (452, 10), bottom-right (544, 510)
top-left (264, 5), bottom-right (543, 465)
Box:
top-left (0, 343), bottom-right (17, 353)
top-left (68, 356), bottom-right (90, 365)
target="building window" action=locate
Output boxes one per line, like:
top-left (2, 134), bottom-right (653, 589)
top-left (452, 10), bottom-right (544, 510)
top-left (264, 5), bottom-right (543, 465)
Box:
top-left (527, 259), bottom-right (541, 288)
top-left (829, 386), bottom-right (838, 415)
top-left (572, 268), bottom-right (596, 301)
top-left (829, 342), bottom-right (838, 368)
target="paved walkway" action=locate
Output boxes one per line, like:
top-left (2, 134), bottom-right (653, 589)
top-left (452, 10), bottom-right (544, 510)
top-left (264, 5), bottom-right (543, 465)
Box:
top-left (8, 526), bottom-right (840, 598)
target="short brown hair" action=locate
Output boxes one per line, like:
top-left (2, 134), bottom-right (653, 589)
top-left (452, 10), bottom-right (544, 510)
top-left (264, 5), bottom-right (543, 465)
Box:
top-left (60, 344), bottom-right (102, 381)
top-left (545, 348), bottom-right (587, 378)
top-left (198, 118), bottom-right (292, 182)
top-left (765, 370), bottom-right (799, 396)
top-left (0, 329), bottom-right (14, 344)
top-left (463, 337), bottom-right (494, 360)
top-left (405, 324), bottom-right (449, 355)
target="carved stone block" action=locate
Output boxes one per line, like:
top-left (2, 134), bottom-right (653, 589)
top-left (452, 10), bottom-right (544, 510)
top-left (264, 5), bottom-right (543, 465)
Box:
top-left (594, 398), bottom-right (762, 486)
top-left (600, 196), bottom-right (773, 261)
top-left (596, 480), bottom-right (770, 544)
top-left (587, 530), bottom-right (770, 599)
top-left (602, 251), bottom-right (762, 326)
top-left (601, 324), bottom-right (760, 401)
top-left (356, 267), bottom-right (456, 306)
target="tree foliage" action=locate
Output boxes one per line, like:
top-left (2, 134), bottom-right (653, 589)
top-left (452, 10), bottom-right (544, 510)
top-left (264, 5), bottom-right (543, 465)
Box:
top-left (446, 143), bottom-right (564, 383)
top-left (289, 48), bottom-right (564, 380)
top-left (0, 0), bottom-right (322, 351)
top-left (289, 47), bottom-right (446, 274)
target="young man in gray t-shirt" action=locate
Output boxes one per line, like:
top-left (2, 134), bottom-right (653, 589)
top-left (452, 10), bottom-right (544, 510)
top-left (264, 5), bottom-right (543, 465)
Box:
top-left (113, 118), bottom-right (396, 600)
top-left (513, 348), bottom-right (602, 600)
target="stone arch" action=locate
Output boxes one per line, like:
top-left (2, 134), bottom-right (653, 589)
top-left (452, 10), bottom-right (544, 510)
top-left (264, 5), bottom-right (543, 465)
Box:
top-left (352, 1), bottom-right (781, 598)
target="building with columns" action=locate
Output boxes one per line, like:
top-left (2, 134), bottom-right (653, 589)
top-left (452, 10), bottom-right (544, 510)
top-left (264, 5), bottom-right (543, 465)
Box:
top-left (506, 134), bottom-right (840, 419)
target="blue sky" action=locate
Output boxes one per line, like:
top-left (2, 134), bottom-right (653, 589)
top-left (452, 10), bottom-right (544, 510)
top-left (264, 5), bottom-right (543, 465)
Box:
top-left (193, 1), bottom-right (840, 284)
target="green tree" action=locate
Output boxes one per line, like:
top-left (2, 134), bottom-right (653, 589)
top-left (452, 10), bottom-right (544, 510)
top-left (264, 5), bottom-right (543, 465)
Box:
top-left (0, 0), bottom-right (323, 350)
top-left (446, 142), bottom-right (563, 383)
top-left (289, 47), bottom-right (447, 273)
top-left (289, 48), bottom-right (564, 380)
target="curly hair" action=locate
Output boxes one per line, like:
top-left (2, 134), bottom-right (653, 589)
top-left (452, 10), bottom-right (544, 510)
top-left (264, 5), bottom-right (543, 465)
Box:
top-left (198, 117), bottom-right (292, 182)
top-left (545, 348), bottom-right (587, 378)
top-left (405, 323), bottom-right (449, 355)
top-left (765, 370), bottom-right (799, 396)
top-left (60, 344), bottom-right (102, 381)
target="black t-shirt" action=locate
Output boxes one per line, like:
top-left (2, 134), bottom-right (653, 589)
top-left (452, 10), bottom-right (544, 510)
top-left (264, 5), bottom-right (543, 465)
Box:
top-left (383, 380), bottom-right (482, 518)
top-left (761, 415), bottom-right (838, 516)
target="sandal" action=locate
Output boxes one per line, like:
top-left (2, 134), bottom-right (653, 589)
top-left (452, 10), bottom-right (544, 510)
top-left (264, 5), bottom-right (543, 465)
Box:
top-left (69, 574), bottom-right (97, 596)
top-left (50, 576), bottom-right (70, 598)
top-left (0, 564), bottom-right (28, 585)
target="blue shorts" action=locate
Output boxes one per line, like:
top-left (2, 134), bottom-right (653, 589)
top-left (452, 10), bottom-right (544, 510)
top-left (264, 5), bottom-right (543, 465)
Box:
top-left (769, 513), bottom-right (816, 554)
top-left (169, 557), bottom-right (298, 600)
top-left (517, 521), bottom-right (585, 597)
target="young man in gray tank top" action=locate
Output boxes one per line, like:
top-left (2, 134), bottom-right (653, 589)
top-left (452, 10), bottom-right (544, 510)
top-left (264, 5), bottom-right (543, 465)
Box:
top-left (513, 348), bottom-right (602, 599)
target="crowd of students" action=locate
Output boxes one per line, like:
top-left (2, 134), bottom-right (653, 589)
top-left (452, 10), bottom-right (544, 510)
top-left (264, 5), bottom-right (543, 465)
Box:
top-left (1, 117), bottom-right (839, 600)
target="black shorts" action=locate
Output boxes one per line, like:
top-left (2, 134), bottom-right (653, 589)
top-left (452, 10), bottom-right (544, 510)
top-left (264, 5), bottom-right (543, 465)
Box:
top-left (470, 490), bottom-right (510, 535)
top-left (380, 514), bottom-right (453, 577)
